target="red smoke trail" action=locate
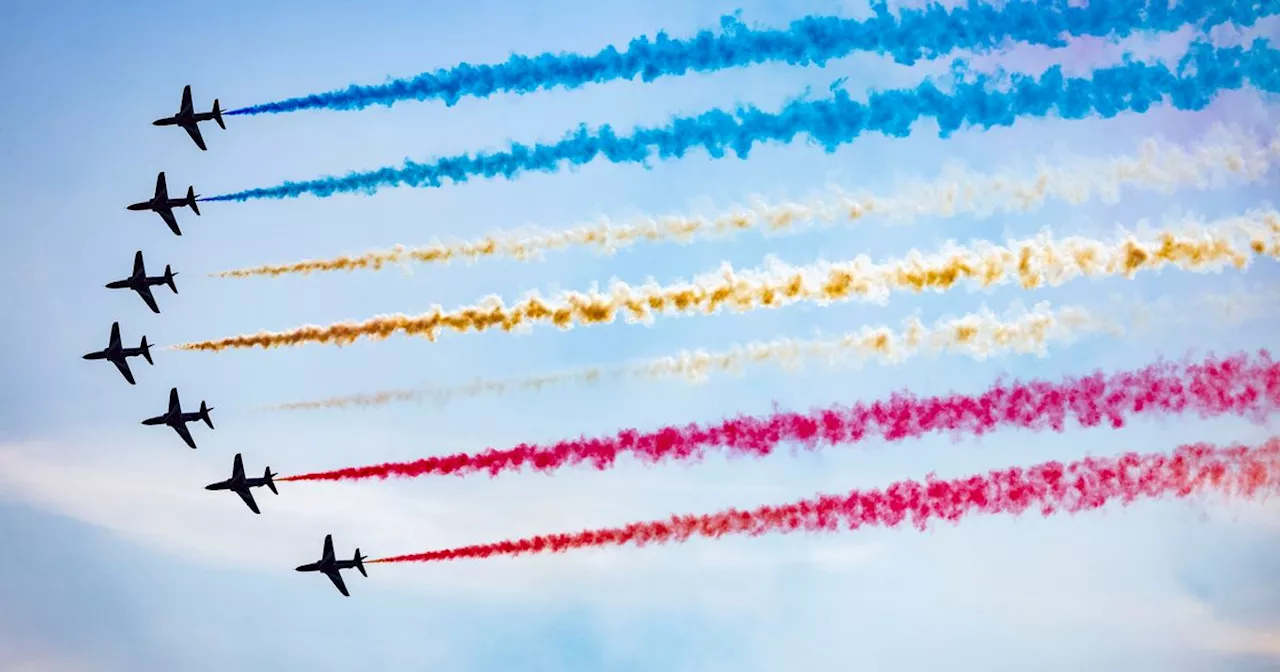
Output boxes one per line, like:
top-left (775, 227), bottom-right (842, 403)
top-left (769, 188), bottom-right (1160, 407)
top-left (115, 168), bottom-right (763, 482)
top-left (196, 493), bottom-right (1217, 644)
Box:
top-left (369, 437), bottom-right (1280, 564)
top-left (281, 351), bottom-right (1280, 483)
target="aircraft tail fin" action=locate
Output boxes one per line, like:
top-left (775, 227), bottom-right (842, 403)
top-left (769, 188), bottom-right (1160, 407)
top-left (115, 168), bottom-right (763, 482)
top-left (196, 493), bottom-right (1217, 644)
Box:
top-left (139, 336), bottom-right (154, 365)
top-left (212, 100), bottom-right (225, 129)
top-left (199, 401), bottom-right (215, 429)
top-left (265, 468), bottom-right (278, 495)
top-left (354, 550), bottom-right (367, 577)
top-left (186, 186), bottom-right (201, 216)
top-left (164, 265), bottom-right (179, 294)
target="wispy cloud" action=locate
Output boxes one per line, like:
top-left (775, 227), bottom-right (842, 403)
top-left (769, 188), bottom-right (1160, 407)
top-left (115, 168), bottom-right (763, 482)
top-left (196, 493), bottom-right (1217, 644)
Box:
top-left (0, 439), bottom-right (884, 604)
top-left (0, 635), bottom-right (100, 672)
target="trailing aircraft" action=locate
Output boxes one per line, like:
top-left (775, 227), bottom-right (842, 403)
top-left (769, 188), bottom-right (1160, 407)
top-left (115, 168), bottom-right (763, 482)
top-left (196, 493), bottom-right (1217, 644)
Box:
top-left (127, 172), bottom-right (200, 236)
top-left (82, 321), bottom-right (153, 385)
top-left (105, 251), bottom-right (178, 314)
top-left (205, 453), bottom-right (278, 514)
top-left (141, 387), bottom-right (214, 449)
top-left (296, 534), bottom-right (368, 597)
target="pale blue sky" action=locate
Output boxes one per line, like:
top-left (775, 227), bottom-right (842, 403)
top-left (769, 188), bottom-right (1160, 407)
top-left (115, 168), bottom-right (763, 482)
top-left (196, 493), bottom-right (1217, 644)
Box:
top-left (1, 1), bottom-right (1278, 671)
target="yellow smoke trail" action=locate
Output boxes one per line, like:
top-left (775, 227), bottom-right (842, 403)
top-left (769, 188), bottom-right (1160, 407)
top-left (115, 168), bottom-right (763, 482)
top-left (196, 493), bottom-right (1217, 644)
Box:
top-left (212, 123), bottom-right (1279, 279)
top-left (172, 210), bottom-right (1280, 353)
top-left (257, 286), bottom-right (1279, 412)
top-left (258, 301), bottom-right (1119, 411)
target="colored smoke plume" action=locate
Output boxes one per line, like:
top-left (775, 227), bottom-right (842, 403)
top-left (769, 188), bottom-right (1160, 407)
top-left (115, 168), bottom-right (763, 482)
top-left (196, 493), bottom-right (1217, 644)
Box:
top-left (369, 437), bottom-right (1280, 563)
top-left (212, 124), bottom-right (1279, 279)
top-left (261, 300), bottom-right (1120, 411)
top-left (203, 41), bottom-right (1280, 201)
top-left (172, 210), bottom-right (1280, 352)
top-left (228, 0), bottom-right (1272, 114)
top-left (279, 351), bottom-right (1280, 483)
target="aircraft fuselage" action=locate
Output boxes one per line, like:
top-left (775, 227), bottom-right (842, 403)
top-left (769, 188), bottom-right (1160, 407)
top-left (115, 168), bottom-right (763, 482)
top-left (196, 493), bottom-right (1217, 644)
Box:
top-left (105, 274), bottom-right (163, 291)
top-left (82, 344), bottom-right (145, 361)
top-left (205, 475), bottom-right (271, 492)
top-left (141, 410), bottom-right (201, 427)
top-left (126, 196), bottom-right (186, 212)
top-left (140, 411), bottom-right (174, 427)
top-left (153, 110), bottom-right (216, 127)
top-left (295, 558), bottom-right (361, 574)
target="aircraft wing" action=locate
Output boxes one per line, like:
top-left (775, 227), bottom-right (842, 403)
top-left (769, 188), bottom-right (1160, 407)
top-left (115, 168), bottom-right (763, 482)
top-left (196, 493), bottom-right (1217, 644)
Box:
top-left (135, 285), bottom-right (160, 314)
top-left (109, 321), bottom-right (122, 348)
top-left (169, 387), bottom-right (181, 413)
top-left (232, 453), bottom-right (245, 479)
top-left (172, 422), bottom-right (197, 449)
top-left (181, 122), bottom-right (207, 151)
top-left (324, 569), bottom-right (350, 597)
top-left (111, 356), bottom-right (136, 385)
top-left (322, 534), bottom-right (335, 562)
top-left (155, 172), bottom-right (168, 200)
top-left (133, 250), bottom-right (145, 276)
top-left (157, 207), bottom-right (182, 236)
top-left (234, 486), bottom-right (261, 514)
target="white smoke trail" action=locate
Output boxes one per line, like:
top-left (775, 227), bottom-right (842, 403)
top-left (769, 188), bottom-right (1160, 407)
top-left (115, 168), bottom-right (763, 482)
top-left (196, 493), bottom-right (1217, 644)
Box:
top-left (259, 286), bottom-right (1277, 412)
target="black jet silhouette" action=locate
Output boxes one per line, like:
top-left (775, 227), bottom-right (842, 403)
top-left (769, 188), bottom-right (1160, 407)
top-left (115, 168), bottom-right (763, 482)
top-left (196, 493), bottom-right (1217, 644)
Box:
top-left (141, 387), bottom-right (214, 450)
top-left (127, 172), bottom-right (200, 236)
top-left (105, 251), bottom-right (178, 314)
top-left (153, 85), bottom-right (225, 150)
top-left (82, 321), bottom-right (153, 385)
top-left (205, 453), bottom-right (278, 514)
top-left (296, 535), bottom-right (368, 597)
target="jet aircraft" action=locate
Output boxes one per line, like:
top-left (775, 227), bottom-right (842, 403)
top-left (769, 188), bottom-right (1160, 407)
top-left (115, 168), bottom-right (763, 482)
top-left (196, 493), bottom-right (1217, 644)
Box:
top-left (82, 321), bottom-right (153, 385)
top-left (296, 535), bottom-right (368, 597)
top-left (127, 172), bottom-right (200, 236)
top-left (141, 387), bottom-right (214, 449)
top-left (205, 453), bottom-right (278, 514)
top-left (105, 251), bottom-right (178, 314)
top-left (153, 85), bottom-right (225, 150)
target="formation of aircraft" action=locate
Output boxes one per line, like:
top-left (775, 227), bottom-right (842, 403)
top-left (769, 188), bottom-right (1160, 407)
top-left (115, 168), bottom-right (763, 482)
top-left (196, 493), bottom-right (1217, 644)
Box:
top-left (106, 251), bottom-right (178, 313)
top-left (127, 171), bottom-right (201, 236)
top-left (205, 453), bottom-right (278, 514)
top-left (296, 534), bottom-right (369, 597)
top-left (141, 387), bottom-right (214, 450)
top-left (82, 321), bottom-right (153, 385)
top-left (153, 85), bottom-right (225, 151)
top-left (88, 86), bottom-right (372, 597)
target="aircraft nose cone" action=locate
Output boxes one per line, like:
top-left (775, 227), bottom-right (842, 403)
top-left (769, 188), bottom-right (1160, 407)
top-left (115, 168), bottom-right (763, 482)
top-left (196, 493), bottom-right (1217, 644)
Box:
top-left (152, 119), bottom-right (163, 126)
top-left (203, 484), bottom-right (216, 490)
top-left (294, 566), bottom-right (307, 572)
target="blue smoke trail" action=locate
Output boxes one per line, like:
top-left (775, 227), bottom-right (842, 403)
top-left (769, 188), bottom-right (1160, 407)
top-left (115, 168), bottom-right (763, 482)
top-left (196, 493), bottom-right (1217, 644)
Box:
top-left (203, 41), bottom-right (1279, 202)
top-left (226, 0), bottom-right (1278, 115)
